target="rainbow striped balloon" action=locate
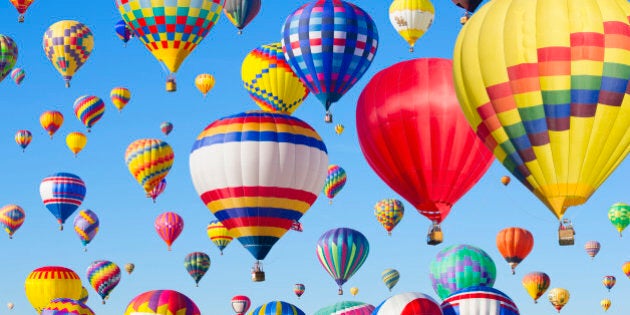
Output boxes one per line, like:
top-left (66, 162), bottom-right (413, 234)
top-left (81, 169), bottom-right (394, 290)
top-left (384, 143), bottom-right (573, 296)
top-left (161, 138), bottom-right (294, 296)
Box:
top-left (73, 95), bottom-right (105, 132)
top-left (41, 298), bottom-right (94, 315)
top-left (293, 283), bottom-right (305, 298)
top-left (125, 139), bottom-right (174, 196)
top-left (314, 301), bottom-right (375, 315)
top-left (374, 199), bottom-right (404, 236)
top-left (316, 228), bottom-right (369, 295)
top-left (247, 301), bottom-right (305, 315)
top-left (10, 67), bottom-right (24, 85)
top-left (441, 286), bottom-right (520, 315)
top-left (0, 204), bottom-right (25, 239)
top-left (207, 220), bottom-right (233, 255)
top-left (323, 165), bottom-right (347, 203)
top-left (381, 268), bottom-right (400, 292)
top-left (14, 129), bottom-right (32, 152)
top-left (86, 260), bottom-right (121, 304)
top-left (73, 209), bottom-right (99, 250)
top-left (123, 290), bottom-right (200, 315)
top-left (39, 172), bottom-right (86, 229)
top-left (155, 212), bottom-right (184, 251)
top-left (110, 87), bottom-right (130, 112)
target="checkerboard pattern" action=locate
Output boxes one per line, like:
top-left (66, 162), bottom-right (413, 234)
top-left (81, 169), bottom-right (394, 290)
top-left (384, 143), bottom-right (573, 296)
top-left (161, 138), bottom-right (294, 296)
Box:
top-left (43, 20), bottom-right (93, 85)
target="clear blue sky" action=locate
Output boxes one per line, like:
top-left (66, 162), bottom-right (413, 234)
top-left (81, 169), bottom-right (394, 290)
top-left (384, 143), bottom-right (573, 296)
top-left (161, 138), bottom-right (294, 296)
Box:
top-left (0, 0), bottom-right (628, 314)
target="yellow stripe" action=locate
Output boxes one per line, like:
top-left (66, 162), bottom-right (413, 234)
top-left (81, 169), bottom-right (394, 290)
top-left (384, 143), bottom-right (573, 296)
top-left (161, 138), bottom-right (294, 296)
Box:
top-left (229, 226), bottom-right (287, 238)
top-left (207, 197), bottom-right (312, 214)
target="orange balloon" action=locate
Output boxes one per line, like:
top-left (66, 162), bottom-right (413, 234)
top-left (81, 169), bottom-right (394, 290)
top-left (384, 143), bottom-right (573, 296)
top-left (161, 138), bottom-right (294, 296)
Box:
top-left (496, 227), bottom-right (534, 274)
top-left (501, 176), bottom-right (511, 186)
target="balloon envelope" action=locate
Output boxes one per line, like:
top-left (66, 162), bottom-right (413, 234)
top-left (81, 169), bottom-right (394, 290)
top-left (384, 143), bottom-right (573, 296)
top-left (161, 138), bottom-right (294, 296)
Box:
top-left (86, 260), bottom-right (121, 303)
top-left (224, 0), bottom-right (261, 33)
top-left (154, 212), bottom-right (184, 251)
top-left (125, 139), bottom-right (174, 196)
top-left (39, 172), bottom-right (86, 229)
top-left (184, 252), bottom-right (211, 286)
top-left (495, 227), bottom-right (534, 274)
top-left (584, 240), bottom-right (601, 259)
top-left (123, 290), bottom-right (200, 315)
top-left (373, 292), bottom-right (442, 315)
top-left (316, 227), bottom-right (369, 294)
top-left (374, 199), bottom-right (404, 235)
top-left (547, 288), bottom-right (570, 312)
top-left (247, 301), bottom-right (305, 315)
top-left (313, 301), bottom-right (375, 315)
top-left (0, 204), bottom-right (25, 239)
top-left (73, 209), bottom-right (99, 248)
top-left (441, 286), bottom-right (519, 315)
top-left (110, 87), bottom-right (131, 112)
top-left (0, 35), bottom-right (18, 84)
top-left (15, 129), bottom-right (32, 151)
top-left (521, 272), bottom-right (550, 303)
top-left (41, 298), bottom-right (94, 315)
top-left (231, 295), bottom-right (251, 314)
top-left (24, 266), bottom-right (82, 314)
top-left (207, 220), bottom-right (234, 255)
top-left (389, 0), bottom-right (435, 51)
top-left (42, 20), bottom-right (93, 87)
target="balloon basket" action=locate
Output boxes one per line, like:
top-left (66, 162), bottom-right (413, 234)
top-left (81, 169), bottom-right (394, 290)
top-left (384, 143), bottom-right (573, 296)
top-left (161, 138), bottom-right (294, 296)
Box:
top-left (426, 223), bottom-right (443, 245)
top-left (324, 112), bottom-right (333, 123)
top-left (166, 79), bottom-right (177, 92)
top-left (337, 288), bottom-right (343, 295)
top-left (252, 271), bottom-right (265, 282)
top-left (558, 229), bottom-right (574, 246)
top-left (18, 15), bottom-right (24, 23)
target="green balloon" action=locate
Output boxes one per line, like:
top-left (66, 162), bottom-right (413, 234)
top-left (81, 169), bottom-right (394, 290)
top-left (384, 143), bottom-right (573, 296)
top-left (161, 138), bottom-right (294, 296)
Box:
top-left (0, 35), bottom-right (18, 83)
top-left (314, 301), bottom-right (375, 315)
top-left (608, 202), bottom-right (630, 236)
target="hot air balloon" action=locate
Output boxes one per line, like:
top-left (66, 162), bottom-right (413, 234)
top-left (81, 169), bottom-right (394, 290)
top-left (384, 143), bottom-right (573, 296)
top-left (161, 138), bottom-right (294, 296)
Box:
top-left (314, 301), bottom-right (374, 315)
top-left (223, 0), bottom-right (261, 34)
top-left (373, 292), bottom-right (442, 315)
top-left (195, 74), bottom-right (215, 98)
top-left (623, 261), bottom-right (630, 279)
top-left (125, 139), bottom-right (174, 196)
top-left (10, 67), bottom-right (25, 85)
top-left (293, 284), bottom-right (305, 299)
top-left (374, 199), bottom-right (404, 236)
top-left (39, 172), bottom-right (86, 230)
top-left (160, 122), bottom-right (173, 136)
top-left (231, 295), bottom-right (251, 315)
top-left (9, 0), bottom-right (35, 22)
top-left (110, 87), bottom-right (131, 112)
top-left (189, 111), bottom-right (328, 280)
top-left (124, 263), bottom-right (134, 275)
top-left (247, 301), bottom-right (305, 315)
top-left (548, 288), bottom-right (569, 313)
top-left (41, 298), bottom-right (94, 315)
top-left (15, 129), bottom-right (32, 152)
top-left (357, 58), bottom-right (494, 245)
top-left (282, 0), bottom-right (379, 123)
top-left (86, 260), bottom-right (121, 304)
top-left (602, 276), bottom-right (616, 292)
top-left (608, 203), bottom-right (630, 237)
top-left (184, 252), bottom-right (210, 287)
top-left (241, 42), bottom-right (308, 114)
top-left (73, 96), bottom-right (104, 132)
top-left (496, 227), bottom-right (534, 274)
top-left (66, 132), bottom-right (87, 157)
top-left (430, 244), bottom-right (497, 300)
top-left (323, 165), bottom-right (347, 204)
top-left (0, 35), bottom-right (17, 84)
top-left (0, 204), bottom-right (25, 239)
top-left (350, 287), bottom-right (359, 296)
top-left (155, 212), bottom-right (184, 251)
top-left (335, 124), bottom-right (344, 135)
top-left (584, 241), bottom-right (601, 260)
top-left (207, 220), bottom-right (234, 255)
top-left (451, 0), bottom-right (483, 24)
top-left (115, 19), bottom-right (133, 46)
top-left (453, 0), bottom-right (630, 245)
top-left (441, 286), bottom-right (520, 315)
top-left (147, 179), bottom-right (166, 202)
top-left (316, 228), bottom-right (369, 295)
top-left (25, 266), bottom-right (82, 314)
top-left (40, 111), bottom-right (63, 139)
top-left (116, 0), bottom-right (224, 92)
top-left (73, 209), bottom-right (99, 251)
top-left (601, 299), bottom-right (611, 312)
top-left (7, 302), bottom-right (13, 310)
top-left (381, 269), bottom-right (400, 292)
top-left (43, 21), bottom-right (93, 87)
top-left (389, 0), bottom-right (435, 52)
top-left (123, 290), bottom-right (200, 315)
top-left (522, 272), bottom-right (550, 304)
top-left (78, 286), bottom-right (88, 304)
top-left (501, 176), bottom-right (511, 186)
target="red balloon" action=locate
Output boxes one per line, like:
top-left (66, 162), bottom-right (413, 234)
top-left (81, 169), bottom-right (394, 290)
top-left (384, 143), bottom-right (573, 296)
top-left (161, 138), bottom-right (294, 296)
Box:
top-left (154, 212), bottom-right (184, 251)
top-left (356, 58), bottom-right (493, 225)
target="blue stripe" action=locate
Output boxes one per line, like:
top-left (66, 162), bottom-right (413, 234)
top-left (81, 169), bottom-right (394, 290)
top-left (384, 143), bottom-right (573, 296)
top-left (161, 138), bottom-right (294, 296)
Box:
top-left (237, 236), bottom-right (278, 260)
top-left (191, 131), bottom-right (327, 152)
top-left (215, 207), bottom-right (302, 222)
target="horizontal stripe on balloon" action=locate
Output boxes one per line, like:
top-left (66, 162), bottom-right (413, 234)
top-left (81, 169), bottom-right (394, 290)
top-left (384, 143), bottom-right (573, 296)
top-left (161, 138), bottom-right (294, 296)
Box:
top-left (229, 226), bottom-right (289, 239)
top-left (42, 198), bottom-right (84, 205)
top-left (191, 130), bottom-right (326, 152)
top-left (215, 211), bottom-right (299, 228)
top-left (202, 187), bottom-right (317, 206)
top-left (207, 196), bottom-right (313, 214)
top-left (194, 121), bottom-right (321, 141)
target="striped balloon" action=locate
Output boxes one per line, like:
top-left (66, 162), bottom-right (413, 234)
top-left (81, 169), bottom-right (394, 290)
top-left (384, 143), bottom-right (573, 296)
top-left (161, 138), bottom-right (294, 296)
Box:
top-left (521, 272), bottom-right (550, 303)
top-left (86, 260), bottom-right (121, 304)
top-left (184, 252), bottom-right (211, 287)
top-left (373, 292), bottom-right (442, 315)
top-left (602, 275), bottom-right (616, 291)
top-left (323, 165), bottom-right (347, 203)
top-left (382, 268), bottom-right (400, 292)
top-left (0, 35), bottom-right (18, 84)
top-left (39, 172), bottom-right (86, 230)
top-left (73, 95), bottom-right (105, 132)
top-left (78, 286), bottom-right (89, 304)
top-left (24, 266), bottom-right (83, 314)
top-left (247, 301), bottom-right (305, 315)
top-left (430, 244), bottom-right (497, 299)
top-left (41, 298), bottom-right (94, 315)
top-left (14, 129), bottom-right (32, 152)
top-left (155, 212), bottom-right (184, 251)
top-left (374, 199), bottom-right (405, 236)
top-left (207, 220), bottom-right (233, 255)
top-left (147, 178), bottom-right (167, 202)
top-left (0, 204), bottom-right (25, 239)
top-left (73, 209), bottom-right (99, 250)
top-left (608, 203), bottom-right (630, 237)
top-left (123, 290), bottom-right (200, 315)
top-left (293, 284), bottom-right (305, 299)
top-left (441, 286), bottom-right (520, 315)
top-left (314, 301), bottom-right (375, 315)
top-left (42, 20), bottom-right (93, 87)
top-left (232, 295), bottom-right (251, 315)
top-left (110, 87), bottom-right (130, 112)
top-left (189, 111), bottom-right (328, 263)
top-left (125, 139), bottom-right (174, 196)
top-left (10, 67), bottom-right (25, 85)
top-left (40, 110), bottom-right (64, 139)
top-left (281, 0), bottom-right (379, 121)
top-left (584, 240), bottom-right (601, 259)
top-left (389, 0), bottom-right (435, 52)
top-left (224, 0), bottom-right (261, 34)
top-left (316, 227), bottom-right (369, 295)
top-left (160, 122), bottom-right (173, 136)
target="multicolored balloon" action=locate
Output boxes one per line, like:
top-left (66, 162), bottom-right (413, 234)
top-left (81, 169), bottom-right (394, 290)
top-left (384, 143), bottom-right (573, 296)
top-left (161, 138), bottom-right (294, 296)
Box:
top-left (496, 227), bottom-right (534, 274)
top-left (40, 111), bottom-right (64, 139)
top-left (522, 272), bottom-right (550, 304)
top-left (86, 260), bottom-right (121, 304)
top-left (316, 227), bottom-right (369, 295)
top-left (160, 122), bottom-right (173, 136)
top-left (0, 204), bottom-right (25, 239)
top-left (430, 244), bottom-right (497, 299)
top-left (548, 288), bottom-right (570, 313)
top-left (184, 252), bottom-right (210, 287)
top-left (207, 220), bottom-right (234, 255)
top-left (39, 172), bottom-right (86, 230)
top-left (78, 286), bottom-right (88, 304)
top-left (382, 269), bottom-right (400, 292)
top-left (323, 165), bottom-right (347, 203)
top-left (66, 132), bottom-right (87, 157)
top-left (10, 67), bottom-right (25, 85)
top-left (9, 0), bottom-right (35, 22)
top-left (42, 21), bottom-right (93, 87)
top-left (373, 292), bottom-right (441, 315)
top-left (124, 263), bottom-right (134, 275)
top-left (601, 298), bottom-right (611, 312)
top-left (73, 95), bottom-right (104, 132)
top-left (195, 74), bottom-right (215, 98)
top-left (125, 139), bottom-right (174, 196)
top-left (584, 240), bottom-right (601, 260)
top-left (441, 286), bottom-right (520, 315)
top-left (147, 178), bottom-right (166, 202)
top-left (608, 203), bottom-right (630, 237)
top-left (293, 284), bottom-right (305, 299)
top-left (374, 199), bottom-right (404, 236)
top-left (73, 209), bottom-right (99, 251)
top-left (0, 35), bottom-right (17, 84)
top-left (110, 87), bottom-right (131, 112)
top-left (223, 0), bottom-right (261, 34)
top-left (281, 0), bottom-right (379, 122)
top-left (314, 301), bottom-right (374, 315)
top-left (155, 212), bottom-right (184, 251)
top-left (389, 0), bottom-right (435, 52)
top-left (123, 290), bottom-right (200, 315)
top-left (24, 266), bottom-right (82, 314)
top-left (15, 129), bottom-right (32, 152)
top-left (247, 301), bottom-right (305, 315)
top-left (231, 295), bottom-right (251, 315)
top-left (41, 298), bottom-right (94, 315)
top-left (241, 42), bottom-right (308, 114)
top-left (602, 275), bottom-right (616, 292)
top-left (115, 19), bottom-right (133, 46)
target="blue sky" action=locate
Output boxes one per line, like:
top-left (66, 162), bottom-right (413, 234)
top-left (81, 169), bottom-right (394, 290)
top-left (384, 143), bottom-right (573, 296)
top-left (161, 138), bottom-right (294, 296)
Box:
top-left (0, 0), bottom-right (629, 314)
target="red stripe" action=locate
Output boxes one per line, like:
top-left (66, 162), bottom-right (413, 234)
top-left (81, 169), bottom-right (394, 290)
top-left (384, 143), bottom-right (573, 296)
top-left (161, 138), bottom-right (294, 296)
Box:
top-left (537, 46), bottom-right (570, 61)
top-left (201, 187), bottom-right (317, 205)
top-left (604, 21), bottom-right (630, 36)
top-left (204, 114), bottom-right (313, 131)
top-left (445, 292), bottom-right (517, 308)
top-left (221, 217), bottom-right (293, 230)
top-left (570, 32), bottom-right (604, 46)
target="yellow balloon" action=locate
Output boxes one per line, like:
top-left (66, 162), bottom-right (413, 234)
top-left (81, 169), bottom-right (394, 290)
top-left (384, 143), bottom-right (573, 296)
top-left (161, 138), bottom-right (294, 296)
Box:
top-left (124, 263), bottom-right (135, 275)
top-left (24, 266), bottom-right (82, 314)
top-left (601, 298), bottom-right (611, 312)
top-left (335, 124), bottom-right (345, 135)
top-left (195, 74), bottom-right (215, 98)
top-left (66, 132), bottom-right (87, 157)
top-left (349, 287), bottom-right (359, 296)
top-left (42, 20), bottom-right (94, 87)
top-left (389, 0), bottom-right (435, 52)
top-left (547, 288), bottom-right (570, 312)
top-left (125, 139), bottom-right (174, 195)
top-left (110, 87), bottom-right (131, 112)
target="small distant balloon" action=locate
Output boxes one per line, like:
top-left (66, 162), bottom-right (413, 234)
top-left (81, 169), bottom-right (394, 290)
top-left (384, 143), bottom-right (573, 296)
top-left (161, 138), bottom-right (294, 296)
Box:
top-left (155, 212), bottom-right (183, 251)
top-left (0, 35), bottom-right (18, 84)
top-left (323, 165), bottom-right (347, 204)
top-left (231, 295), bottom-right (251, 315)
top-left (86, 260), bottom-right (121, 304)
top-left (223, 0), bottom-right (261, 34)
top-left (381, 269), bottom-right (400, 292)
top-left (293, 284), bottom-right (305, 299)
top-left (207, 220), bottom-right (233, 255)
top-left (39, 172), bottom-right (86, 230)
top-left (73, 209), bottom-right (99, 251)
top-left (73, 95), bottom-right (105, 132)
top-left (147, 179), bottom-right (166, 203)
top-left (335, 124), bottom-right (344, 135)
top-left (115, 19), bottom-right (133, 46)
top-left (602, 276), bottom-right (616, 292)
top-left (40, 111), bottom-right (63, 139)
top-left (161, 122), bottom-right (173, 136)
top-left (374, 199), bottom-right (404, 236)
top-left (15, 130), bottom-right (32, 152)
top-left (184, 252), bottom-right (210, 287)
top-left (110, 87), bottom-right (131, 112)
top-left (608, 203), bottom-right (630, 237)
top-left (501, 176), bottom-right (511, 186)
top-left (195, 74), bottom-right (215, 98)
top-left (6, 302), bottom-right (13, 310)
top-left (10, 67), bottom-right (25, 85)
top-left (66, 132), bottom-right (87, 157)
top-left (42, 20), bottom-right (93, 87)
top-left (548, 288), bottom-right (569, 313)
top-left (584, 241), bottom-right (600, 260)
top-left (124, 263), bottom-right (135, 275)
top-left (601, 298), bottom-right (611, 312)
top-left (0, 204), bottom-right (25, 239)
top-left (521, 272), bottom-right (550, 304)
top-left (350, 287), bottom-right (359, 296)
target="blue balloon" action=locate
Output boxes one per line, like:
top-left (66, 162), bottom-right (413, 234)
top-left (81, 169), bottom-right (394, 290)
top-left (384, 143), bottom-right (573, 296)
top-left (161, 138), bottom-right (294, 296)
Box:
top-left (115, 19), bottom-right (133, 44)
top-left (247, 301), bottom-right (305, 315)
top-left (39, 172), bottom-right (86, 230)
